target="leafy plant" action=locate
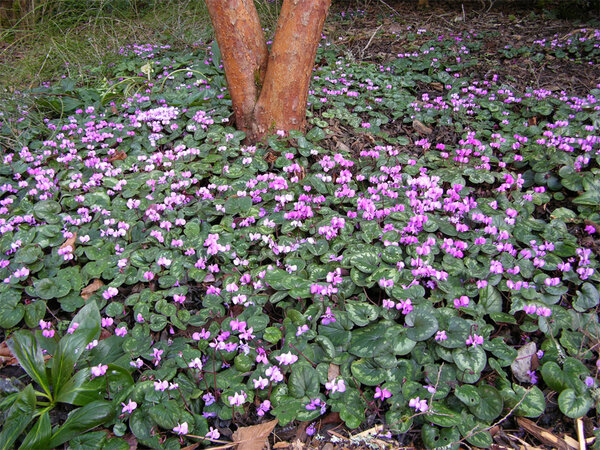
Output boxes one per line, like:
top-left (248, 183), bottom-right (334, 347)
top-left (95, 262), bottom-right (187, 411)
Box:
top-left (0, 302), bottom-right (126, 449)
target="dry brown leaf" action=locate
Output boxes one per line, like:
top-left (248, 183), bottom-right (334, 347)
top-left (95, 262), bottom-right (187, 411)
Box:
top-left (272, 443), bottom-right (290, 449)
top-left (511, 342), bottom-right (537, 383)
top-left (290, 440), bottom-right (304, 450)
top-left (517, 417), bottom-right (575, 450)
top-left (327, 363), bottom-right (339, 382)
top-left (412, 119), bottom-right (433, 135)
top-left (108, 150), bottom-right (127, 162)
top-left (0, 341), bottom-right (18, 366)
top-left (60, 232), bottom-right (77, 254)
top-left (81, 279), bottom-right (104, 300)
top-left (231, 419), bottom-right (278, 450)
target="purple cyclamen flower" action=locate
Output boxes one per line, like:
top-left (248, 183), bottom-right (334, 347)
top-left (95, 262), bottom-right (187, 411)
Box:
top-left (275, 351), bottom-right (298, 366)
top-left (374, 386), bottom-right (392, 400)
top-left (465, 334), bottom-right (484, 347)
top-left (228, 391), bottom-right (247, 407)
top-left (121, 399), bottom-right (137, 414)
top-left (408, 397), bottom-right (428, 412)
top-left (173, 422), bottom-right (188, 435)
top-left (206, 427), bottom-right (220, 439)
top-left (91, 364), bottom-right (108, 378)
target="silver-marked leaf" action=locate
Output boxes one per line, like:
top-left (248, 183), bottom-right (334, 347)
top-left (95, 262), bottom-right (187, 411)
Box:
top-left (404, 309), bottom-right (438, 342)
top-left (350, 359), bottom-right (386, 386)
top-left (558, 389), bottom-right (592, 418)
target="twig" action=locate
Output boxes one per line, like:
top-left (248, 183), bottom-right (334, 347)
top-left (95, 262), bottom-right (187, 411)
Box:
top-left (450, 386), bottom-right (533, 447)
top-left (360, 24), bottom-right (382, 59)
top-left (577, 418), bottom-right (586, 450)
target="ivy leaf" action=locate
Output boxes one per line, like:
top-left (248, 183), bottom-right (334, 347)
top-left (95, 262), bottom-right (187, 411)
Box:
top-left (558, 389), bottom-right (592, 418)
top-left (469, 385), bottom-right (503, 422)
top-left (349, 322), bottom-right (387, 357)
top-left (453, 346), bottom-right (487, 374)
top-left (404, 308), bottom-right (438, 342)
top-left (350, 358), bottom-right (387, 386)
top-left (574, 282), bottom-right (599, 311)
top-left (288, 365), bottom-right (320, 398)
top-left (345, 300), bottom-right (378, 326)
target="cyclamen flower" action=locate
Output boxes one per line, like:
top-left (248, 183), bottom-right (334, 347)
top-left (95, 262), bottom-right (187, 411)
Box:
top-left (325, 378), bottom-right (346, 394)
top-left (188, 358), bottom-right (203, 370)
top-left (453, 296), bottom-right (469, 308)
top-left (409, 397), bottom-right (429, 412)
top-left (253, 376), bottom-right (269, 390)
top-left (115, 327), bottom-right (127, 337)
top-left (101, 317), bottom-right (114, 327)
top-left (103, 287), bottom-right (118, 300)
top-left (465, 334), bottom-right (484, 347)
top-left (121, 399), bottom-right (137, 414)
top-left (265, 366), bottom-right (283, 383)
top-left (154, 380), bottom-right (169, 391)
top-left (206, 427), bottom-right (220, 440)
top-left (257, 400), bottom-right (271, 416)
top-left (435, 330), bottom-right (447, 341)
top-left (173, 422), bottom-right (188, 435)
top-left (157, 256), bottom-right (172, 267)
top-left (275, 351), bottom-right (298, 366)
top-left (374, 386), bottom-right (391, 400)
top-left (296, 324), bottom-right (309, 336)
top-left (228, 391), bottom-right (247, 407)
top-left (91, 364), bottom-right (108, 378)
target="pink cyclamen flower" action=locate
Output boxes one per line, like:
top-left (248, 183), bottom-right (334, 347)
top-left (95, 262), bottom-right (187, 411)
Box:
top-left (115, 327), bottom-right (127, 337)
top-left (409, 397), bottom-right (429, 412)
top-left (103, 287), bottom-right (118, 300)
top-left (275, 351), bottom-right (298, 366)
top-left (228, 391), bottom-right (247, 407)
top-left (453, 295), bottom-right (469, 308)
top-left (465, 334), bottom-right (484, 347)
top-left (435, 330), bottom-right (447, 341)
top-left (173, 422), bottom-right (188, 435)
top-left (154, 380), bottom-right (169, 391)
top-left (188, 357), bottom-right (203, 370)
top-left (206, 427), bottom-right (220, 440)
top-left (101, 317), bottom-right (114, 327)
top-left (91, 364), bottom-right (108, 378)
top-left (121, 399), bottom-right (137, 414)
top-left (374, 386), bottom-right (392, 400)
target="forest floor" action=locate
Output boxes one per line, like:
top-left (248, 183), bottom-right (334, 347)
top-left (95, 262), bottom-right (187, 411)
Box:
top-left (1, 1), bottom-right (600, 449)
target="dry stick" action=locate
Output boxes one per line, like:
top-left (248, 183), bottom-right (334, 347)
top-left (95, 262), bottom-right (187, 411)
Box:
top-left (450, 386), bottom-right (533, 448)
top-left (360, 24), bottom-right (382, 60)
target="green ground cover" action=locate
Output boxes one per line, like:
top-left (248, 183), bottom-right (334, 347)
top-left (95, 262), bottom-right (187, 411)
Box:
top-left (1, 2), bottom-right (600, 448)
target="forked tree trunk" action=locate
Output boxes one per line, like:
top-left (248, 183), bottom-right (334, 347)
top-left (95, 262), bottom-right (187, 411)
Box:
top-left (205, 0), bottom-right (331, 143)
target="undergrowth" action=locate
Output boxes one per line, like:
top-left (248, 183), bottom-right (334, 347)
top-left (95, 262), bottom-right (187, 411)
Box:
top-left (0, 2), bottom-right (600, 449)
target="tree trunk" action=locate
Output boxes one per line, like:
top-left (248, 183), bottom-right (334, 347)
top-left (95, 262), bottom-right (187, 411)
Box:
top-left (204, 0), bottom-right (268, 134)
top-left (205, 0), bottom-right (331, 144)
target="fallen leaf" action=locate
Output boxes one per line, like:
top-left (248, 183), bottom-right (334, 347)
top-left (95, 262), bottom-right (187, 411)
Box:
top-left (327, 363), bottom-right (340, 382)
top-left (517, 417), bottom-right (575, 450)
top-left (412, 119), bottom-right (433, 135)
top-left (0, 341), bottom-right (18, 366)
top-left (511, 341), bottom-right (536, 383)
top-left (232, 419), bottom-right (278, 450)
top-left (81, 279), bottom-right (104, 300)
top-left (108, 150), bottom-right (127, 162)
top-left (60, 232), bottom-right (77, 254)
top-left (273, 443), bottom-right (290, 449)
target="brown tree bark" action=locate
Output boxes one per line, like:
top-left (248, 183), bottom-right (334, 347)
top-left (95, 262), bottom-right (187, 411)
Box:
top-left (205, 0), bottom-right (331, 144)
top-left (205, 0), bottom-right (268, 133)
